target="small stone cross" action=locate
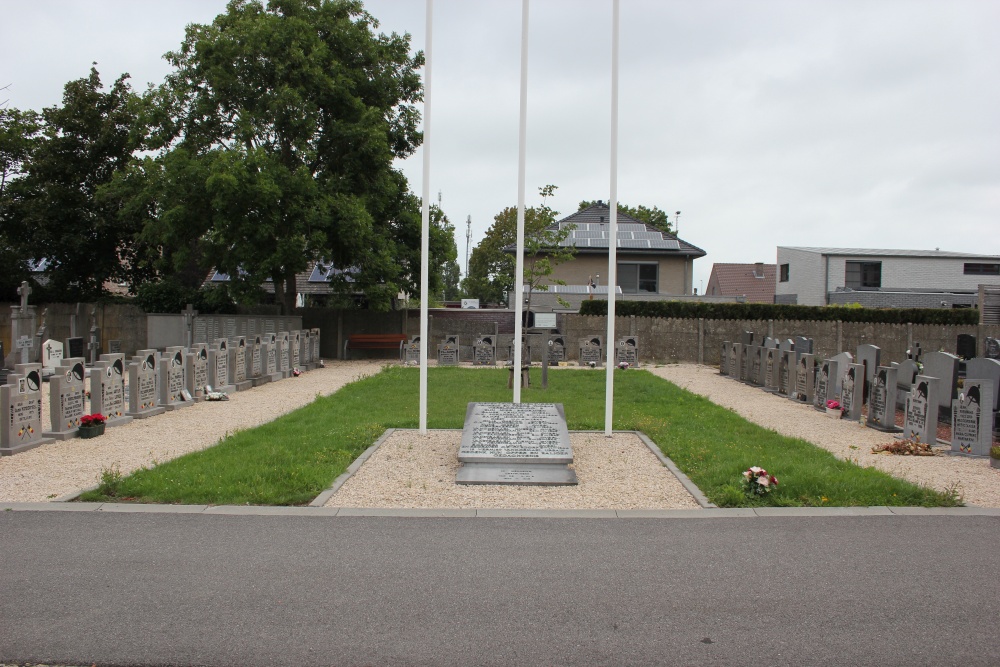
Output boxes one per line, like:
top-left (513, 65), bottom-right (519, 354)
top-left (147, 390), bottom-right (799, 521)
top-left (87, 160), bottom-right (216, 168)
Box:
top-left (17, 281), bottom-right (31, 314)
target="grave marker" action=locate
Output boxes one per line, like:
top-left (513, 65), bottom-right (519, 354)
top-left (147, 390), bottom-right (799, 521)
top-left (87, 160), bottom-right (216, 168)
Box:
top-left (985, 337), bottom-right (1000, 360)
top-left (404, 336), bottom-right (421, 364)
top-left (278, 332), bottom-right (290, 376)
top-left (548, 335), bottom-right (566, 364)
top-left (814, 359), bottom-right (840, 412)
top-left (64, 337), bottom-right (84, 360)
top-left (904, 376), bottom-right (940, 444)
top-left (840, 363), bottom-right (864, 421)
top-left (127, 350), bottom-right (165, 418)
top-left (159, 347), bottom-right (191, 410)
top-left (794, 353), bottom-right (815, 403)
top-left (311, 328), bottom-right (321, 364)
top-left (209, 338), bottom-right (234, 393)
top-left (867, 366), bottom-right (901, 432)
top-left (779, 349), bottom-right (794, 398)
top-left (855, 344), bottom-right (881, 404)
top-left (1, 364), bottom-right (54, 455)
top-left (44, 359), bottom-right (87, 439)
top-left (41, 339), bottom-right (64, 375)
top-left (91, 354), bottom-right (132, 426)
top-left (186, 343), bottom-right (210, 400)
top-left (438, 335), bottom-right (460, 366)
top-left (763, 348), bottom-right (780, 393)
top-left (579, 336), bottom-right (603, 367)
top-left (231, 337), bottom-right (251, 391)
top-left (921, 351), bottom-right (960, 422)
top-left (720, 341), bottom-right (730, 375)
top-left (616, 336), bottom-right (639, 367)
top-left (473, 336), bottom-right (496, 366)
top-left (951, 380), bottom-right (994, 456)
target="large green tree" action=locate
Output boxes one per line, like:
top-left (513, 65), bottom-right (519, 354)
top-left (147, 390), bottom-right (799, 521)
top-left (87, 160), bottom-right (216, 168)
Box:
top-left (0, 107), bottom-right (42, 298)
top-left (141, 0), bottom-right (425, 313)
top-left (577, 200), bottom-right (674, 235)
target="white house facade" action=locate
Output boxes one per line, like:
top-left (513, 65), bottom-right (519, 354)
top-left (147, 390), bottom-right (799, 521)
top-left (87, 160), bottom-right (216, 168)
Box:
top-left (775, 247), bottom-right (1000, 308)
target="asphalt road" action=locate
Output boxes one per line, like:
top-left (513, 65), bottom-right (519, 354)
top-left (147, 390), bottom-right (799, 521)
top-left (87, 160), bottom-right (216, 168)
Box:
top-left (1, 511), bottom-right (998, 667)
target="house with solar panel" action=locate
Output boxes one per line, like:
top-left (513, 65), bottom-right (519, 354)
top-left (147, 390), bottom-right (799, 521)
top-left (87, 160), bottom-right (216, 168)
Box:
top-left (508, 201), bottom-right (707, 312)
top-left (205, 260), bottom-right (363, 308)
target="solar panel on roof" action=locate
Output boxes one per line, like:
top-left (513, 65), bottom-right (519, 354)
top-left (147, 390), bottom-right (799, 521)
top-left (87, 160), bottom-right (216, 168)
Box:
top-left (590, 239), bottom-right (609, 247)
top-left (633, 231), bottom-right (662, 240)
top-left (619, 239), bottom-right (649, 249)
top-left (573, 231), bottom-right (602, 239)
top-left (211, 271), bottom-right (230, 282)
top-left (615, 231), bottom-right (634, 240)
top-left (649, 239), bottom-right (681, 250)
top-left (308, 264), bottom-right (333, 282)
top-left (619, 224), bottom-right (647, 232)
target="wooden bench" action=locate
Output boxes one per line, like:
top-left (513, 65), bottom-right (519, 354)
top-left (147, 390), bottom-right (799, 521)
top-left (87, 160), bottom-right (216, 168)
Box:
top-left (344, 333), bottom-right (409, 360)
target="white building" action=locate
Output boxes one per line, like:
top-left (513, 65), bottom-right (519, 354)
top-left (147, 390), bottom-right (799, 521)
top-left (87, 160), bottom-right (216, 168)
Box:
top-left (775, 247), bottom-right (1000, 308)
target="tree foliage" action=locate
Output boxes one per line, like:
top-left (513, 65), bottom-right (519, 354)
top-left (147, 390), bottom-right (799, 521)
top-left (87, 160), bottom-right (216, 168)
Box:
top-left (578, 200), bottom-right (674, 235)
top-left (0, 107), bottom-right (42, 298)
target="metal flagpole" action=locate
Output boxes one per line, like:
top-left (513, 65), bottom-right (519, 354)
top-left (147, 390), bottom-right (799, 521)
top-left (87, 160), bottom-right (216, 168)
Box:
top-left (419, 0), bottom-right (434, 434)
top-left (512, 0), bottom-right (529, 404)
top-left (604, 0), bottom-right (620, 436)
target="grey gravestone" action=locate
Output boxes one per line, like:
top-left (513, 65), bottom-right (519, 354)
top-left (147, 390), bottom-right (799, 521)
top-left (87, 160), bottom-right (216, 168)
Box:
top-left (311, 328), bottom-right (321, 364)
top-left (278, 333), bottom-right (290, 376)
top-left (548, 336), bottom-right (566, 364)
top-left (579, 337), bottom-right (603, 367)
top-left (779, 339), bottom-right (795, 353)
top-left (456, 402), bottom-right (576, 485)
top-left (231, 337), bottom-right (251, 391)
top-left (794, 337), bottom-right (814, 355)
top-left (300, 330), bottom-right (312, 367)
top-left (41, 339), bottom-right (64, 377)
top-left (250, 335), bottom-right (269, 386)
top-left (867, 366), bottom-right (901, 432)
top-left (265, 333), bottom-right (281, 381)
top-left (763, 348), bottom-right (780, 393)
top-left (829, 352), bottom-right (854, 396)
top-left (507, 337), bottom-right (530, 365)
top-left (65, 337), bottom-right (84, 360)
top-left (159, 347), bottom-right (191, 410)
top-left (720, 341), bottom-right (730, 375)
top-left (404, 336), bottom-right (421, 364)
top-left (473, 336), bottom-right (496, 366)
top-left (291, 332), bottom-right (301, 369)
top-left (922, 351), bottom-right (960, 419)
top-left (794, 353), bottom-right (815, 403)
top-left (951, 380), bottom-right (993, 456)
top-left (956, 334), bottom-right (976, 360)
top-left (750, 346), bottom-right (763, 386)
top-left (814, 359), bottom-right (839, 412)
top-left (965, 358), bottom-right (1000, 414)
top-left (186, 343), bottom-right (210, 400)
top-left (44, 359), bottom-right (87, 440)
top-left (763, 337), bottom-right (778, 349)
top-left (840, 363), bottom-right (864, 422)
top-left (108, 340), bottom-right (122, 354)
top-left (616, 336), bottom-right (639, 368)
top-left (728, 343), bottom-right (739, 382)
top-left (1, 364), bottom-right (54, 455)
top-left (740, 331), bottom-right (754, 346)
top-left (985, 337), bottom-right (1000, 360)
top-left (895, 359), bottom-right (920, 408)
top-left (127, 350), bottom-right (165, 418)
top-left (905, 376), bottom-right (940, 444)
top-left (779, 349), bottom-right (794, 398)
top-left (438, 335), bottom-right (460, 366)
top-left (209, 338), bottom-right (234, 393)
top-left (855, 344), bottom-right (881, 405)
top-left (91, 355), bottom-right (132, 426)
top-left (737, 344), bottom-right (748, 382)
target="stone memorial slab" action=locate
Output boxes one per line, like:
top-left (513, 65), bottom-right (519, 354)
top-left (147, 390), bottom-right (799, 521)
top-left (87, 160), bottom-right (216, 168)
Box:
top-left (404, 336), bottom-right (421, 364)
top-left (547, 336), bottom-right (567, 364)
top-left (779, 349), bottom-right (794, 398)
top-left (209, 338), bottom-right (235, 393)
top-left (895, 359), bottom-right (920, 408)
top-left (438, 335), bottom-right (460, 366)
top-left (311, 328), bottom-right (321, 364)
top-left (814, 359), bottom-right (839, 411)
top-left (265, 333), bottom-right (281, 381)
top-left (300, 330), bottom-right (312, 367)
top-left (922, 351), bottom-right (960, 418)
top-left (740, 331), bottom-right (754, 346)
top-left (231, 337), bottom-right (251, 391)
top-left (764, 337), bottom-right (778, 349)
top-left (956, 334), bottom-right (977, 360)
top-left (737, 344), bottom-right (748, 382)
top-left (186, 344), bottom-right (210, 399)
top-left (965, 358), bottom-right (1000, 414)
top-left (1, 365), bottom-right (54, 455)
top-left (64, 337), bottom-right (84, 361)
top-left (579, 337), bottom-right (603, 367)
top-left (616, 336), bottom-right (639, 368)
top-left (794, 353), bottom-right (815, 403)
top-left (720, 341), bottom-right (730, 375)
top-left (41, 339), bottom-right (64, 375)
top-left (278, 332), bottom-right (290, 376)
top-left (750, 346), bottom-right (763, 386)
top-left (108, 340), bottom-right (122, 354)
top-left (44, 359), bottom-right (86, 439)
top-left (92, 354), bottom-right (132, 426)
top-left (779, 339), bottom-right (795, 353)
top-left (507, 337), bottom-right (530, 365)
top-left (794, 337), bottom-right (814, 356)
top-left (127, 350), bottom-right (165, 419)
top-left (829, 352), bottom-right (853, 396)
top-left (867, 366), bottom-right (901, 432)
top-left (159, 347), bottom-right (191, 411)
top-left (473, 336), bottom-right (496, 366)
top-left (249, 335), bottom-right (270, 386)
top-left (904, 375), bottom-right (940, 444)
top-left (855, 344), bottom-right (881, 404)
top-left (455, 463), bottom-right (578, 486)
top-left (951, 379), bottom-right (994, 456)
top-left (840, 363), bottom-right (864, 421)
top-left (985, 337), bottom-right (1000, 360)
top-left (728, 343), bottom-right (739, 382)
top-left (291, 332), bottom-right (301, 369)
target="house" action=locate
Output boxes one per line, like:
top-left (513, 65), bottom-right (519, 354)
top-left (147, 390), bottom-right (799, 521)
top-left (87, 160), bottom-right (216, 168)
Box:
top-left (775, 247), bottom-right (1000, 308)
top-left (706, 262), bottom-right (776, 303)
top-left (508, 201), bottom-right (708, 312)
top-left (204, 260), bottom-right (369, 308)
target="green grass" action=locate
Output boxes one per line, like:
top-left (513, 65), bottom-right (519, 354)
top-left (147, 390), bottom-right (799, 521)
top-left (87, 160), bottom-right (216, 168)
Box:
top-left (78, 366), bottom-right (962, 507)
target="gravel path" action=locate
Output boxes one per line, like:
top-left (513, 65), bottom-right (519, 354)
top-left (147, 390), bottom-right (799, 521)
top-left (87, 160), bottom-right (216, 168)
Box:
top-left (646, 364), bottom-right (1000, 507)
top-left (0, 360), bottom-right (387, 502)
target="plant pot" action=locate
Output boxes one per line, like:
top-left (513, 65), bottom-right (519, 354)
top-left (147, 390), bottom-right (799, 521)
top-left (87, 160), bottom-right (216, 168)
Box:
top-left (78, 424), bottom-right (106, 439)
top-left (826, 408), bottom-right (842, 419)
top-left (990, 457), bottom-right (1000, 470)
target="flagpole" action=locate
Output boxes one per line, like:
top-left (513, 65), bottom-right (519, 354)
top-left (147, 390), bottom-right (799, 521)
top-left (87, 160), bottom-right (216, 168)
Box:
top-left (419, 0), bottom-right (434, 433)
top-left (512, 0), bottom-right (529, 403)
top-left (604, 0), bottom-right (620, 436)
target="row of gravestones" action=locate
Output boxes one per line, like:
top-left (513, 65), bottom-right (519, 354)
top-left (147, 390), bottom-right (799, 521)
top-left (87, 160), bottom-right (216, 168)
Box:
top-left (0, 329), bottom-right (322, 456)
top-left (718, 332), bottom-right (1000, 457)
top-left (401, 334), bottom-right (641, 368)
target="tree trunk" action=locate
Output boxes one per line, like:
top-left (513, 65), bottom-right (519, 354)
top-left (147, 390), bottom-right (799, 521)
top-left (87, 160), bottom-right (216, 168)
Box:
top-left (282, 267), bottom-right (298, 315)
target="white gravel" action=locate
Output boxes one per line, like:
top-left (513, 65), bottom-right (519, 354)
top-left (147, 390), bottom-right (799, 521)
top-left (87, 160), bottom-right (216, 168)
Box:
top-left (646, 364), bottom-right (1000, 508)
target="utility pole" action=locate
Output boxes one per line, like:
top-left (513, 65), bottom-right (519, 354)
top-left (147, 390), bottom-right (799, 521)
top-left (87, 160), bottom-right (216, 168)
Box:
top-left (675, 210), bottom-right (681, 236)
top-left (465, 215), bottom-right (472, 279)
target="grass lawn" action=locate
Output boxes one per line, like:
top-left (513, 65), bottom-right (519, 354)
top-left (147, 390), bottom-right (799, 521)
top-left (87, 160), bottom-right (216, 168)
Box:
top-left (79, 366), bottom-right (961, 507)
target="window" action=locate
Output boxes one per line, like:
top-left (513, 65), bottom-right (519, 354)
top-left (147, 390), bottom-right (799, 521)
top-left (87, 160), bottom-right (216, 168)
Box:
top-left (964, 263), bottom-right (1000, 276)
top-left (845, 261), bottom-right (881, 289)
top-left (779, 264), bottom-right (789, 282)
top-left (617, 262), bottom-right (658, 294)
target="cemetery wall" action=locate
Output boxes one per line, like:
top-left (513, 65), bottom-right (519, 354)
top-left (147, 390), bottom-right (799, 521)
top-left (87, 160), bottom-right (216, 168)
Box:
top-left (1, 302), bottom-right (147, 358)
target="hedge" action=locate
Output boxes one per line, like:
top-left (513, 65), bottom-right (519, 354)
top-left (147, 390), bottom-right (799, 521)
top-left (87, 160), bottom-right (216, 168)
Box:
top-left (577, 300), bottom-right (979, 325)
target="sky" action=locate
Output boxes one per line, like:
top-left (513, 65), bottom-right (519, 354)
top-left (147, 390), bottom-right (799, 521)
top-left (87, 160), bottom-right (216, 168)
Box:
top-left (3, 0), bottom-right (998, 294)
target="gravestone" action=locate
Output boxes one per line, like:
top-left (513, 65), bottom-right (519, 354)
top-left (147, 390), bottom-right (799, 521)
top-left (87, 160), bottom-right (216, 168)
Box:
top-left (91, 354), bottom-right (132, 426)
top-left (720, 341), bottom-right (730, 375)
top-left (186, 343), bottom-right (210, 400)
top-left (728, 343), bottom-right (739, 382)
top-left (291, 332), bottom-right (301, 369)
top-left (1, 364), bottom-right (54, 455)
top-left (231, 337), bottom-right (252, 391)
top-left (922, 351), bottom-right (960, 422)
top-left (473, 336), bottom-right (496, 366)
top-left (87, 309), bottom-right (101, 366)
top-left (737, 344), bottom-right (748, 382)
top-left (840, 363), bottom-right (864, 422)
top-left (830, 352), bottom-right (854, 396)
top-left (895, 359), bottom-right (920, 408)
top-left (740, 331), bottom-right (754, 346)
top-left (209, 338), bottom-right (235, 393)
top-left (779, 349), bottom-right (794, 398)
top-left (300, 330), bottom-right (312, 368)
top-left (867, 366), bottom-right (901, 432)
top-left (905, 376), bottom-right (940, 444)
top-left (108, 340), bottom-right (122, 354)
top-left (8, 282), bottom-right (37, 367)
top-left (159, 347), bottom-right (191, 410)
top-left (127, 350), bottom-right (165, 419)
top-left (455, 402), bottom-right (576, 485)
top-left (311, 328), bottom-right (321, 364)
top-left (965, 358), bottom-right (1000, 414)
top-left (956, 334), bottom-right (977, 360)
top-left (749, 346), bottom-right (763, 386)
top-left (579, 336), bottom-right (603, 367)
top-left (44, 358), bottom-right (87, 440)
top-left (438, 335), bottom-right (460, 366)
top-left (404, 336), bottom-right (421, 364)
top-left (763, 337), bottom-right (778, 350)
top-left (249, 335), bottom-right (269, 386)
top-left (855, 344), bottom-right (881, 404)
top-left (794, 353), bottom-right (815, 403)
top-left (763, 348), bottom-right (780, 393)
top-left (265, 333), bottom-right (282, 382)
top-left (41, 339), bottom-right (64, 376)
top-left (814, 359), bottom-right (839, 412)
top-left (64, 337), bottom-right (85, 361)
top-left (548, 336), bottom-right (566, 364)
top-left (278, 332), bottom-right (290, 376)
top-left (985, 337), bottom-right (1000, 360)
top-left (951, 380), bottom-right (994, 456)
top-left (507, 337), bottom-right (530, 365)
top-left (615, 336), bottom-right (639, 367)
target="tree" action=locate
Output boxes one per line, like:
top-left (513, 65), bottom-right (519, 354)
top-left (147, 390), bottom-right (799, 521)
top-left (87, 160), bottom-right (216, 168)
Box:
top-left (0, 107), bottom-right (42, 298)
top-left (430, 205), bottom-right (461, 301)
top-left (142, 0), bottom-right (425, 313)
top-left (577, 200), bottom-right (674, 235)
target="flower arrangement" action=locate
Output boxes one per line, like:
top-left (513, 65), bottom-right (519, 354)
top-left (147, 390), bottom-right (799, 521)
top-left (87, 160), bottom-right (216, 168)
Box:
top-left (742, 466), bottom-right (778, 496)
top-left (588, 361), bottom-right (597, 368)
top-left (80, 413), bottom-right (106, 427)
top-left (618, 361), bottom-right (629, 370)
top-left (825, 400), bottom-right (841, 411)
top-left (292, 368), bottom-right (302, 377)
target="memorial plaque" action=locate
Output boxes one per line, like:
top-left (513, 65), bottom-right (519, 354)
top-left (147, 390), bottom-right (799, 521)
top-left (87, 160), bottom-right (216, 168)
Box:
top-left (1, 365), bottom-right (54, 455)
top-left (779, 349), bottom-right (794, 397)
top-left (459, 403), bottom-right (572, 464)
top-left (867, 366), bottom-right (900, 432)
top-left (127, 350), bottom-right (163, 418)
top-left (278, 333), bottom-right (290, 373)
top-left (108, 339), bottom-right (122, 354)
top-left (814, 360), bottom-right (836, 411)
top-left (737, 344), bottom-right (748, 382)
top-left (794, 353), bottom-right (814, 403)
top-left (45, 359), bottom-right (86, 439)
top-left (291, 332), bottom-right (301, 368)
top-left (616, 336), bottom-right (639, 367)
top-left (547, 336), bottom-right (566, 364)
top-left (473, 336), bottom-right (496, 366)
top-left (438, 335), bottom-right (460, 366)
top-left (750, 346), bottom-right (762, 386)
top-left (250, 335), bottom-right (263, 378)
top-left (159, 347), bottom-right (189, 410)
top-left (300, 330), bottom-right (312, 366)
top-left (841, 363), bottom-right (864, 421)
top-left (404, 336), bottom-right (421, 364)
top-left (92, 355), bottom-right (131, 425)
top-left (965, 358), bottom-right (1000, 413)
top-left (187, 344), bottom-right (209, 398)
top-left (266, 334), bottom-right (277, 375)
top-left (41, 339), bottom-right (64, 373)
top-left (904, 375), bottom-right (940, 444)
top-left (951, 380), bottom-right (994, 456)
top-left (233, 338), bottom-right (248, 383)
top-left (720, 341), bottom-right (730, 375)
top-left (579, 337), bottom-right (603, 367)
top-left (830, 352), bottom-right (853, 396)
top-left (65, 337), bottom-right (84, 360)
top-left (763, 348), bottom-right (778, 392)
top-left (210, 339), bottom-right (231, 389)
top-left (311, 327), bottom-right (321, 362)
top-left (985, 337), bottom-right (1000, 360)
top-left (507, 337), bottom-right (530, 365)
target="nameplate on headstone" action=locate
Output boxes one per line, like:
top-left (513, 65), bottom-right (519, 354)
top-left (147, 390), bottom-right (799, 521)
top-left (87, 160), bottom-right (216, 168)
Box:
top-left (459, 402), bottom-right (572, 464)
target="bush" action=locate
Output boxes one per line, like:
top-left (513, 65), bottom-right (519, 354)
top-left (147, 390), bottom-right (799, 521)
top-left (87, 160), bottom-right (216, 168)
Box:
top-left (577, 300), bottom-right (979, 325)
top-left (135, 279), bottom-right (237, 314)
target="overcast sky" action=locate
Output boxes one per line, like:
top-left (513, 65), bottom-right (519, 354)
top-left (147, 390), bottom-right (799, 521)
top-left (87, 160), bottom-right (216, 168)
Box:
top-left (4, 0), bottom-right (998, 293)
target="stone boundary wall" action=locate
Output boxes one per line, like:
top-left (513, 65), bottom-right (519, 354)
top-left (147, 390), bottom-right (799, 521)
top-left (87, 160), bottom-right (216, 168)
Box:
top-left (1, 302), bottom-right (148, 360)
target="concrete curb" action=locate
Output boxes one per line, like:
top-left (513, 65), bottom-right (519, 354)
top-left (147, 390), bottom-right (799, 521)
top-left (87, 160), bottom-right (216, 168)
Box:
top-left (308, 427), bottom-right (397, 507)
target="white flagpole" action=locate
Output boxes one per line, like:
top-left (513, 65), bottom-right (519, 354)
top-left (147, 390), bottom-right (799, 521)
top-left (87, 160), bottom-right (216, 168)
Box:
top-left (512, 0), bottom-right (529, 404)
top-left (419, 0), bottom-right (434, 434)
top-left (604, 0), bottom-right (620, 436)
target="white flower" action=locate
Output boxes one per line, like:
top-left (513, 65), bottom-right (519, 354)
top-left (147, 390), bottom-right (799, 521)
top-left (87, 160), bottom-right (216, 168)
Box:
top-left (758, 476), bottom-right (770, 487)
top-left (749, 466), bottom-right (763, 475)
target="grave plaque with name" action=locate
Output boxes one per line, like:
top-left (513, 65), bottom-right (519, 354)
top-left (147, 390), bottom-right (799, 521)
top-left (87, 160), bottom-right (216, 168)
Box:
top-left (65, 337), bottom-right (85, 360)
top-left (855, 344), bottom-right (881, 404)
top-left (209, 338), bottom-right (232, 391)
top-left (159, 347), bottom-right (190, 410)
top-left (779, 349), bottom-right (794, 397)
top-left (92, 354), bottom-right (131, 425)
top-left (956, 334), bottom-right (977, 360)
top-left (507, 337), bottom-right (530, 365)
top-left (951, 380), bottom-right (994, 456)
top-left (895, 359), bottom-right (920, 408)
top-left (41, 339), bottom-right (64, 374)
top-left (904, 376), bottom-right (940, 445)
top-left (720, 341), bottom-right (730, 375)
top-left (311, 328), bottom-right (321, 362)
top-left (108, 340), bottom-right (122, 354)
top-left (737, 344), bottom-right (748, 382)
top-left (794, 353), bottom-right (815, 403)
top-left (830, 352), bottom-right (853, 396)
top-left (128, 350), bottom-right (164, 418)
top-left (186, 344), bottom-right (209, 399)
top-left (740, 331), bottom-right (754, 346)
top-left (985, 337), bottom-right (1000, 360)
top-left (922, 351), bottom-right (959, 419)
top-left (841, 363), bottom-right (864, 421)
top-left (232, 337), bottom-right (248, 385)
top-left (456, 402), bottom-right (576, 485)
top-left (250, 335), bottom-right (263, 379)
top-left (867, 366), bottom-right (900, 432)
top-left (616, 336), bottom-right (639, 367)
top-left (301, 330), bottom-right (312, 366)
top-left (763, 348), bottom-right (779, 393)
top-left (965, 358), bottom-right (1000, 414)
top-left (291, 332), bottom-right (301, 369)
top-left (579, 337), bottom-right (603, 367)
top-left (473, 336), bottom-right (496, 366)
top-left (438, 335), bottom-right (460, 366)
top-left (814, 359), bottom-right (838, 411)
top-left (548, 336), bottom-right (566, 364)
top-left (404, 336), bottom-right (421, 364)
top-left (278, 333), bottom-right (290, 374)
top-left (1, 365), bottom-right (54, 455)
top-left (729, 343), bottom-right (739, 381)
top-left (750, 346), bottom-right (762, 386)
top-left (44, 359), bottom-right (86, 440)
top-left (266, 334), bottom-right (278, 376)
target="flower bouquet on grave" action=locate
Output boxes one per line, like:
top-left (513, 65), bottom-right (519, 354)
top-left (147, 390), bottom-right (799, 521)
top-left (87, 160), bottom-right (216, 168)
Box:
top-left (825, 400), bottom-right (843, 419)
top-left (618, 361), bottom-right (630, 370)
top-left (79, 413), bottom-right (106, 439)
top-left (742, 466), bottom-right (778, 496)
top-left (292, 368), bottom-right (302, 377)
